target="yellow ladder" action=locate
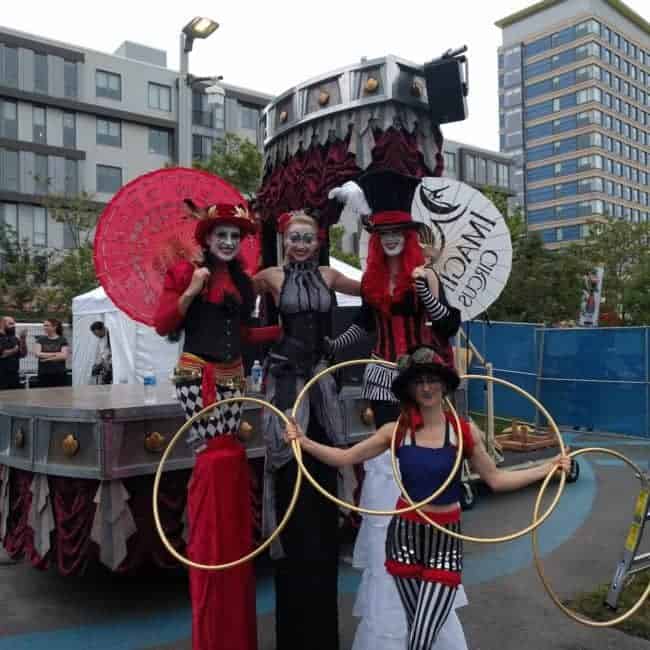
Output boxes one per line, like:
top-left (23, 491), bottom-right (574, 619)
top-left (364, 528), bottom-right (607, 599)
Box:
top-left (606, 480), bottom-right (650, 609)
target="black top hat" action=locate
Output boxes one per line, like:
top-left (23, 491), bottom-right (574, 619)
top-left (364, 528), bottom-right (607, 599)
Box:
top-left (356, 170), bottom-right (421, 232)
top-left (391, 345), bottom-right (460, 402)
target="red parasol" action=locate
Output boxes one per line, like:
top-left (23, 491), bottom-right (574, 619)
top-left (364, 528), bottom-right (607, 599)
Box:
top-left (93, 167), bottom-right (260, 326)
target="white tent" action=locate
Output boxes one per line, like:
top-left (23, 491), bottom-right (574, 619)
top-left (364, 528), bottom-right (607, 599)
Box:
top-left (72, 258), bottom-right (361, 385)
top-left (71, 287), bottom-right (180, 386)
top-left (330, 257), bottom-right (362, 307)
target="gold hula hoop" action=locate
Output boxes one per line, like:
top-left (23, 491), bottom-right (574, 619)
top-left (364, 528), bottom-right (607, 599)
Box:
top-left (532, 447), bottom-right (650, 626)
top-left (391, 374), bottom-right (567, 544)
top-left (291, 359), bottom-right (465, 516)
top-left (153, 396), bottom-right (302, 571)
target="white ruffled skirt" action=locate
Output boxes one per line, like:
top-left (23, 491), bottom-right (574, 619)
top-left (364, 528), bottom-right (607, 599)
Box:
top-left (351, 451), bottom-right (469, 650)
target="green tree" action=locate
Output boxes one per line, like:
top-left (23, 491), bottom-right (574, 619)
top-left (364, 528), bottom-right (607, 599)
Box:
top-left (193, 133), bottom-right (263, 197)
top-left (0, 225), bottom-right (47, 312)
top-left (43, 191), bottom-right (100, 248)
top-left (582, 218), bottom-right (650, 324)
top-left (37, 192), bottom-right (102, 318)
top-left (329, 224), bottom-right (361, 269)
top-left (39, 244), bottom-right (98, 319)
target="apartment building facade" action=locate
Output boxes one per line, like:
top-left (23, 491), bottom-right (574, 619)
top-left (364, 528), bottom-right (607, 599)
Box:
top-left (0, 27), bottom-right (271, 251)
top-left (497, 0), bottom-right (650, 246)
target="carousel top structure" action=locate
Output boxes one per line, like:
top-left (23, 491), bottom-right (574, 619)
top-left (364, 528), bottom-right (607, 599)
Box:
top-left (263, 54), bottom-right (432, 145)
top-left (261, 48), bottom-right (467, 167)
top-left (256, 50), bottom-right (468, 222)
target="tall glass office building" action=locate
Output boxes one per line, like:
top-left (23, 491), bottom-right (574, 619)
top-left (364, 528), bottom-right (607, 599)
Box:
top-left (496, 0), bottom-right (650, 247)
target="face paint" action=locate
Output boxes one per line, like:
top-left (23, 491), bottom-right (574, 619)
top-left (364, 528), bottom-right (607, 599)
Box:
top-left (206, 225), bottom-right (242, 262)
top-left (285, 223), bottom-right (319, 262)
top-left (380, 230), bottom-right (405, 257)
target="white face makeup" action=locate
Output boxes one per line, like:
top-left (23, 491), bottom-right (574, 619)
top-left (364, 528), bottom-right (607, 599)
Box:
top-left (380, 230), bottom-right (405, 257)
top-left (284, 223), bottom-right (319, 262)
top-left (206, 225), bottom-right (242, 262)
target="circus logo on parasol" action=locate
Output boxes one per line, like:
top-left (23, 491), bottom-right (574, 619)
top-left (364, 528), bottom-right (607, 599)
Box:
top-left (412, 178), bottom-right (512, 322)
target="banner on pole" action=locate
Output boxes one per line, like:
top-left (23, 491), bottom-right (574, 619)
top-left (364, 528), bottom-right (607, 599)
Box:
top-left (578, 266), bottom-right (604, 327)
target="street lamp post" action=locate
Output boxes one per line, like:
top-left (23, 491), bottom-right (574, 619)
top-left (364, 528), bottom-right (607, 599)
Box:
top-left (177, 17), bottom-right (219, 167)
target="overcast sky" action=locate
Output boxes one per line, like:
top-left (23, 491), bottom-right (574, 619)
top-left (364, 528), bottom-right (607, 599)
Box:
top-left (4, 0), bottom-right (649, 151)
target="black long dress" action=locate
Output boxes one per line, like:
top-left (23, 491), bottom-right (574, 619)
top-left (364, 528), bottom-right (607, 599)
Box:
top-left (262, 260), bottom-right (345, 650)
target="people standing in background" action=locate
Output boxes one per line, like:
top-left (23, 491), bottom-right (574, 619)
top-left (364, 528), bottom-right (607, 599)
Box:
top-left (90, 321), bottom-right (113, 385)
top-left (0, 317), bottom-right (27, 390)
top-left (35, 319), bottom-right (69, 388)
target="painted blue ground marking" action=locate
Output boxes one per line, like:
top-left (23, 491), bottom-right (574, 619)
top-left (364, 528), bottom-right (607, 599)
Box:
top-left (0, 459), bottom-right (598, 649)
top-left (463, 456), bottom-right (595, 586)
top-left (564, 432), bottom-right (650, 447)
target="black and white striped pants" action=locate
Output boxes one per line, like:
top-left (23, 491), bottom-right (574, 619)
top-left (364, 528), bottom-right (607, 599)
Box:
top-left (386, 514), bottom-right (463, 649)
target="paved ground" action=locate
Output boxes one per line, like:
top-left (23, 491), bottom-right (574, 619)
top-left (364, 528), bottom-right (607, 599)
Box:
top-left (1, 430), bottom-right (649, 649)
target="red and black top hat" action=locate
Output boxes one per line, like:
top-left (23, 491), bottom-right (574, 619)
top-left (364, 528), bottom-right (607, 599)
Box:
top-left (184, 199), bottom-right (258, 247)
top-left (357, 170), bottom-right (421, 233)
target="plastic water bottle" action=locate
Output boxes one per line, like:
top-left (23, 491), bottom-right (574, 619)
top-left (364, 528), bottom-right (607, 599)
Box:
top-left (143, 369), bottom-right (157, 404)
top-left (251, 360), bottom-right (263, 393)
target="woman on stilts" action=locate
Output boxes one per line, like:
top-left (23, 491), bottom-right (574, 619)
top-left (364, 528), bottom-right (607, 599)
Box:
top-left (254, 209), bottom-right (360, 650)
top-left (327, 170), bottom-right (464, 648)
top-left (154, 201), bottom-right (279, 650)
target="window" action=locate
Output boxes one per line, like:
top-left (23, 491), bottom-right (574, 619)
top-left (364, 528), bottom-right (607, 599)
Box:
top-left (192, 134), bottom-right (214, 160)
top-left (149, 128), bottom-right (172, 156)
top-left (505, 131), bottom-right (523, 148)
top-left (240, 105), bottom-right (259, 130)
top-left (0, 149), bottom-right (19, 191)
top-left (64, 61), bottom-right (78, 98)
top-left (525, 37), bottom-right (551, 58)
top-left (148, 83), bottom-right (171, 111)
top-left (96, 118), bottom-right (121, 147)
top-left (2, 203), bottom-right (18, 234)
top-left (551, 26), bottom-right (575, 49)
top-left (503, 69), bottom-right (522, 88)
top-left (34, 53), bottom-right (48, 94)
top-left (504, 87), bottom-right (522, 108)
top-left (476, 157), bottom-right (487, 185)
top-left (96, 70), bottom-right (121, 100)
top-left (0, 100), bottom-right (17, 139)
top-left (443, 152), bottom-right (456, 172)
top-left (34, 154), bottom-right (49, 194)
top-left (192, 91), bottom-right (214, 128)
top-left (64, 159), bottom-right (78, 195)
top-left (503, 46), bottom-right (521, 69)
top-left (63, 112), bottom-right (75, 148)
top-left (33, 106), bottom-right (46, 144)
top-left (96, 165), bottom-right (122, 193)
top-left (1, 46), bottom-right (18, 87)
top-left (33, 207), bottom-right (47, 247)
top-left (487, 160), bottom-right (497, 186)
top-left (464, 154), bottom-right (475, 182)
top-left (576, 19), bottom-right (599, 38)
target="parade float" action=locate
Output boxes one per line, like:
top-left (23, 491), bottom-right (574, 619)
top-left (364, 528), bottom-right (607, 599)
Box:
top-left (0, 49), bottom-right (521, 575)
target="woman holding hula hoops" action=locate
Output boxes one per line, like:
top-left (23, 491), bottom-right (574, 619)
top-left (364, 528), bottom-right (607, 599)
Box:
top-left (286, 345), bottom-right (570, 649)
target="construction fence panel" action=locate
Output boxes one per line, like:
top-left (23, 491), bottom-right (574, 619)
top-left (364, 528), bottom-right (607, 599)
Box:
top-left (464, 322), bottom-right (650, 438)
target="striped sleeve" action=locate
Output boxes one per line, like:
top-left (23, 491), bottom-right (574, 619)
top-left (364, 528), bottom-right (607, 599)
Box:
top-left (415, 278), bottom-right (450, 321)
top-left (329, 324), bottom-right (366, 353)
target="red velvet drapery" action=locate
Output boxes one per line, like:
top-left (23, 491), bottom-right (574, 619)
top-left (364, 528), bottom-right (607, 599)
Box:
top-left (0, 463), bottom-right (262, 576)
top-left (256, 126), bottom-right (444, 225)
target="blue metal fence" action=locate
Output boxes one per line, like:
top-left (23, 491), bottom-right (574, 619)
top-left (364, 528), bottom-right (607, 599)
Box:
top-left (463, 322), bottom-right (650, 438)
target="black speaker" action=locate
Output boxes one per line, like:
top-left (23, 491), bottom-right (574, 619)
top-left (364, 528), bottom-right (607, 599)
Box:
top-left (423, 57), bottom-right (468, 125)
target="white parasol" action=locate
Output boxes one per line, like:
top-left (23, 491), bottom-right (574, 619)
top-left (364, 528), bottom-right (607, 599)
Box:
top-left (411, 177), bottom-right (512, 322)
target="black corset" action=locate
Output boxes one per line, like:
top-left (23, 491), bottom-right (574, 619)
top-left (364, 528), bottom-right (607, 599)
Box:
top-left (183, 297), bottom-right (243, 363)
